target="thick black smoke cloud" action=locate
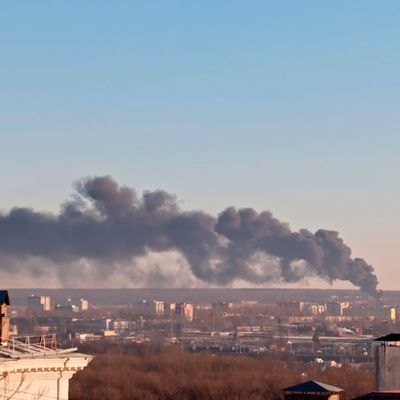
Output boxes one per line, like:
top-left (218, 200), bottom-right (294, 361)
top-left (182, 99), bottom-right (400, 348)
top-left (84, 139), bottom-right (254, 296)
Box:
top-left (0, 176), bottom-right (378, 294)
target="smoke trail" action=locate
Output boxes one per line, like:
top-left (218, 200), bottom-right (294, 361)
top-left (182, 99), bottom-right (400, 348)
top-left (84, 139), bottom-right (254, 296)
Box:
top-left (0, 176), bottom-right (378, 294)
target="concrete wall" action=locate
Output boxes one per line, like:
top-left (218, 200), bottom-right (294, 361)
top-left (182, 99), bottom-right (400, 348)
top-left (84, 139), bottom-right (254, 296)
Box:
top-left (376, 343), bottom-right (400, 391)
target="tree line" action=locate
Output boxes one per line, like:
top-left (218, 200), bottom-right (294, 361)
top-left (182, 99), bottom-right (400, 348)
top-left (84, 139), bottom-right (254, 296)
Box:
top-left (70, 342), bottom-right (374, 400)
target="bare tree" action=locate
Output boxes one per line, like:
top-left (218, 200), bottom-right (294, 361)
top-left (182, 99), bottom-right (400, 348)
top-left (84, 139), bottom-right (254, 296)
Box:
top-left (1, 372), bottom-right (47, 400)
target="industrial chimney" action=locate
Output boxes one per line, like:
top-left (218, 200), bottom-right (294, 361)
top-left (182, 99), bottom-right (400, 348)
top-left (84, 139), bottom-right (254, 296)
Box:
top-left (0, 290), bottom-right (10, 344)
top-left (374, 333), bottom-right (400, 391)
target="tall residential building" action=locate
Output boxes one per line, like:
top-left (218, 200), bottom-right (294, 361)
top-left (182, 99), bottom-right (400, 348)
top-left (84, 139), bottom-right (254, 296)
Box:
top-left (175, 303), bottom-right (194, 322)
top-left (80, 298), bottom-right (89, 311)
top-left (41, 296), bottom-right (51, 311)
top-left (153, 300), bottom-right (164, 317)
top-left (27, 295), bottom-right (51, 311)
top-left (326, 301), bottom-right (350, 316)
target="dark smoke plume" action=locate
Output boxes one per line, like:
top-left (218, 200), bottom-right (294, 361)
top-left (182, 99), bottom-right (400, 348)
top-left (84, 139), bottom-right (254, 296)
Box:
top-left (0, 176), bottom-right (378, 294)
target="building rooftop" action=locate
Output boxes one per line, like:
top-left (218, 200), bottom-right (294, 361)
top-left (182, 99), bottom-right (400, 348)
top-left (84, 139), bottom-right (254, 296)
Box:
top-left (375, 333), bottom-right (400, 342)
top-left (282, 380), bottom-right (344, 394)
top-left (0, 335), bottom-right (78, 359)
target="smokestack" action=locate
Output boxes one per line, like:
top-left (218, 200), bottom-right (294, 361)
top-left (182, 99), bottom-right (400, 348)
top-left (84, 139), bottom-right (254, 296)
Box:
top-left (374, 334), bottom-right (400, 391)
top-left (0, 176), bottom-right (379, 293)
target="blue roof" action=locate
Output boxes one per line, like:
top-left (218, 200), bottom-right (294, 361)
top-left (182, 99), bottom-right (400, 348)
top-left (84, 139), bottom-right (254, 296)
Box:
top-left (0, 291), bottom-right (10, 305)
top-left (282, 380), bottom-right (343, 393)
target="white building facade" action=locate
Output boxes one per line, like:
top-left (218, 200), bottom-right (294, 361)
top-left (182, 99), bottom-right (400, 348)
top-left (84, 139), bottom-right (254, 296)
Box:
top-left (0, 336), bottom-right (92, 400)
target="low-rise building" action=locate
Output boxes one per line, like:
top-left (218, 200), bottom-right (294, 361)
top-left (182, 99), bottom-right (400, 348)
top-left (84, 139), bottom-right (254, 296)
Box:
top-left (282, 380), bottom-right (344, 400)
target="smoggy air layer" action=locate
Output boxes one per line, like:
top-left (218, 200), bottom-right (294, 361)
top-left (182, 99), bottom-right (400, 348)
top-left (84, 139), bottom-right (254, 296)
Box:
top-left (0, 176), bottom-right (378, 294)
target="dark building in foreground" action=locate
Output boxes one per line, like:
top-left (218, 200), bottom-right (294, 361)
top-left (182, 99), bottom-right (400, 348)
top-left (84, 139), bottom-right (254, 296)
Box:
top-left (282, 380), bottom-right (343, 400)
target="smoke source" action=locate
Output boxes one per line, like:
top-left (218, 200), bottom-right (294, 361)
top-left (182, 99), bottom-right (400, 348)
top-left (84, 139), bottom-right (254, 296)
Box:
top-left (0, 176), bottom-right (378, 294)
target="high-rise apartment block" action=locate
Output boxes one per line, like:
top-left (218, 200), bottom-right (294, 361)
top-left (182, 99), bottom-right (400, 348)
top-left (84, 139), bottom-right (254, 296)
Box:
top-left (175, 302), bottom-right (194, 322)
top-left (27, 295), bottom-right (51, 311)
top-left (153, 300), bottom-right (164, 317)
top-left (80, 299), bottom-right (89, 311)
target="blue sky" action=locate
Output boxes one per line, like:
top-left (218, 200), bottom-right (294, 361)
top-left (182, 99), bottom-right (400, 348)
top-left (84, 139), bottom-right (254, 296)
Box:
top-left (0, 1), bottom-right (399, 288)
